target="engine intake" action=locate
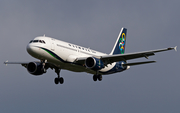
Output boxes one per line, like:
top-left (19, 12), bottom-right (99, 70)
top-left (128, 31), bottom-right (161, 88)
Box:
top-left (85, 57), bottom-right (104, 70)
top-left (27, 62), bottom-right (45, 75)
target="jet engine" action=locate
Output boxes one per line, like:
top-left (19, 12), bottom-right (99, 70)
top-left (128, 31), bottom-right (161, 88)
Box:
top-left (85, 57), bottom-right (104, 70)
top-left (27, 62), bottom-right (45, 75)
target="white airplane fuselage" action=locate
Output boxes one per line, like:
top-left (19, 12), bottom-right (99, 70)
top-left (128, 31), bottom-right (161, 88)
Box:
top-left (27, 36), bottom-right (126, 75)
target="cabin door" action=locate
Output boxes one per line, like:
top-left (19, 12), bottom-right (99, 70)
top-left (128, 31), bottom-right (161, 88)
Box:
top-left (50, 38), bottom-right (55, 51)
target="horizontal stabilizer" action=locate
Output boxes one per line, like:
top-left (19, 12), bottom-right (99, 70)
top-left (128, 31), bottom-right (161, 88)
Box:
top-left (122, 61), bottom-right (156, 67)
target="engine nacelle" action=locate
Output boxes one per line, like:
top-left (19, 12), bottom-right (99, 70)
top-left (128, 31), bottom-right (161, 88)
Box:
top-left (27, 62), bottom-right (45, 75)
top-left (85, 57), bottom-right (104, 70)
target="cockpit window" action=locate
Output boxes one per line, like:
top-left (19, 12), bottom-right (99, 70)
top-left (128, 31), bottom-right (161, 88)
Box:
top-left (33, 40), bottom-right (39, 43)
top-left (42, 40), bottom-right (46, 43)
top-left (29, 40), bottom-right (46, 44)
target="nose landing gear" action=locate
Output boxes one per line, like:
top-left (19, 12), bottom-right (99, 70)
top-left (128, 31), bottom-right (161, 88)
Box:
top-left (54, 68), bottom-right (64, 84)
top-left (54, 77), bottom-right (64, 84)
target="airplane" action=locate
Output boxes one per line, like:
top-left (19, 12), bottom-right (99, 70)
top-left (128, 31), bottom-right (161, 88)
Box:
top-left (4, 28), bottom-right (177, 84)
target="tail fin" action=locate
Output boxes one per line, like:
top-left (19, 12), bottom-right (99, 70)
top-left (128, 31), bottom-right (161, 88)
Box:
top-left (110, 28), bottom-right (127, 55)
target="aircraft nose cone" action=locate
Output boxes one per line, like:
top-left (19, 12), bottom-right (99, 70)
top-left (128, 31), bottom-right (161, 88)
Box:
top-left (26, 44), bottom-right (32, 54)
top-left (26, 44), bottom-right (37, 55)
top-left (26, 44), bottom-right (43, 59)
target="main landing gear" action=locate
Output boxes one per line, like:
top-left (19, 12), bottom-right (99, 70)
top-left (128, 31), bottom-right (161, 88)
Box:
top-left (93, 74), bottom-right (102, 81)
top-left (54, 68), bottom-right (64, 84)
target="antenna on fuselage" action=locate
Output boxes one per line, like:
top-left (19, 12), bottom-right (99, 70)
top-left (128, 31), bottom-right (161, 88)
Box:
top-left (43, 34), bottom-right (46, 37)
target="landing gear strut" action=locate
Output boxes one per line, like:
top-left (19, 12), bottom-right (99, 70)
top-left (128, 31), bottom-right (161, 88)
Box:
top-left (54, 68), bottom-right (64, 84)
top-left (41, 60), bottom-right (47, 73)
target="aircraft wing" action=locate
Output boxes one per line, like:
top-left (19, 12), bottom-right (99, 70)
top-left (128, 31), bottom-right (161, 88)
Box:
top-left (4, 61), bottom-right (29, 64)
top-left (75, 46), bottom-right (177, 65)
top-left (101, 46), bottom-right (177, 63)
top-left (4, 61), bottom-right (57, 70)
top-left (4, 61), bottom-right (29, 67)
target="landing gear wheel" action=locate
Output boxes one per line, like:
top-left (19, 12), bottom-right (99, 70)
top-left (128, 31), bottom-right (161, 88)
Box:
top-left (54, 78), bottom-right (59, 84)
top-left (60, 77), bottom-right (64, 84)
top-left (93, 75), bottom-right (97, 81)
top-left (54, 77), bottom-right (64, 84)
top-left (98, 75), bottom-right (102, 81)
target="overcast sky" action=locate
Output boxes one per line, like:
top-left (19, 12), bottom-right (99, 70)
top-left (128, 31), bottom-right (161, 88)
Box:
top-left (0, 0), bottom-right (180, 113)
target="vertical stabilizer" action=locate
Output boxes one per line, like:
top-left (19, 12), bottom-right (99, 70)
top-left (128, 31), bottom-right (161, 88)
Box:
top-left (110, 28), bottom-right (127, 55)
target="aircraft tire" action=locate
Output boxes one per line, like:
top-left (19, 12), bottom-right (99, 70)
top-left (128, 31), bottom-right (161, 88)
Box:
top-left (54, 78), bottom-right (59, 84)
top-left (93, 75), bottom-right (97, 81)
top-left (60, 77), bottom-right (64, 84)
top-left (98, 75), bottom-right (102, 81)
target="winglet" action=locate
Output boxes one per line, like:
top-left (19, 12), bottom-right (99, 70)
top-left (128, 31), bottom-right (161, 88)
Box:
top-left (4, 60), bottom-right (8, 66)
top-left (167, 46), bottom-right (177, 51)
top-left (174, 46), bottom-right (177, 51)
